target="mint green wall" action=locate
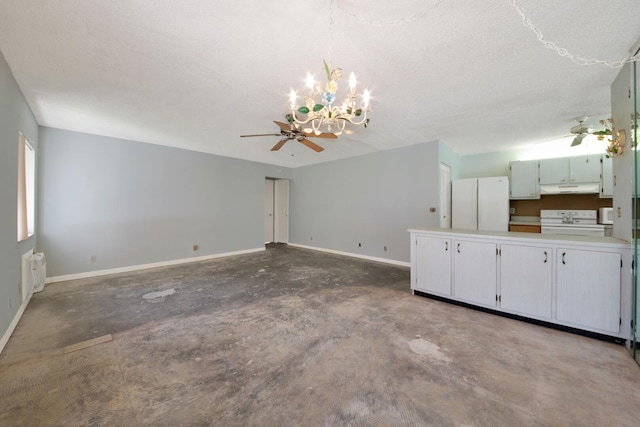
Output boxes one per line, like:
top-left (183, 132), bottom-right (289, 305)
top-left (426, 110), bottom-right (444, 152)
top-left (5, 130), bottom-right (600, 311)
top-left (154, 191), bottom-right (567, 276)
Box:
top-left (439, 141), bottom-right (461, 179)
top-left (458, 150), bottom-right (517, 178)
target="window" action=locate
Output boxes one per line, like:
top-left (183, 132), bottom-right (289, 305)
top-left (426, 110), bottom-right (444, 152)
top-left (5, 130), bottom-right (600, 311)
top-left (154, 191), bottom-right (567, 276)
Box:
top-left (17, 133), bottom-right (35, 241)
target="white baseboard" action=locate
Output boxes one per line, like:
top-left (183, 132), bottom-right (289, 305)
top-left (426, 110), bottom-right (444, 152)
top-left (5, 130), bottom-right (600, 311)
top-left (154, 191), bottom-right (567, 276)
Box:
top-left (46, 247), bottom-right (266, 284)
top-left (287, 243), bottom-right (410, 268)
top-left (0, 288), bottom-right (33, 355)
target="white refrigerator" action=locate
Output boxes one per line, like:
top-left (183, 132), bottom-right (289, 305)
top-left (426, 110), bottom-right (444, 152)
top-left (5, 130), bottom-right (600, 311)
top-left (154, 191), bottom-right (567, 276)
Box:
top-left (451, 176), bottom-right (509, 231)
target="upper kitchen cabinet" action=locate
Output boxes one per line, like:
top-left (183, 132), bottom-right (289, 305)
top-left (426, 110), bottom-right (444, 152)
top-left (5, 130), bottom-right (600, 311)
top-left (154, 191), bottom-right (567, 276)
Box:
top-left (569, 154), bottom-right (601, 183)
top-left (539, 154), bottom-right (601, 185)
top-left (509, 160), bottom-right (539, 199)
top-left (538, 157), bottom-right (569, 184)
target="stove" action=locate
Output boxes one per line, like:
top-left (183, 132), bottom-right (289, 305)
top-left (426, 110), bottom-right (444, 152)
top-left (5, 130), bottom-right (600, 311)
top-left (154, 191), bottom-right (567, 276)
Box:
top-left (540, 210), bottom-right (605, 237)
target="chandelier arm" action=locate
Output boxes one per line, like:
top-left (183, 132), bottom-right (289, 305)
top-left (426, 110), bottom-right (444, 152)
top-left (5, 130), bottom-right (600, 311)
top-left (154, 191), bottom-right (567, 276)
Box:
top-left (338, 110), bottom-right (369, 126)
top-left (289, 109), bottom-right (314, 125)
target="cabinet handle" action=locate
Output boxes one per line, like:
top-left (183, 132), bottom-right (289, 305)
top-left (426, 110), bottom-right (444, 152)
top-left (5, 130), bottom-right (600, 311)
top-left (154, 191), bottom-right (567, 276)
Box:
top-left (562, 252), bottom-right (566, 265)
top-left (445, 241), bottom-right (448, 251)
top-left (457, 243), bottom-right (461, 253)
top-left (544, 251), bottom-right (547, 263)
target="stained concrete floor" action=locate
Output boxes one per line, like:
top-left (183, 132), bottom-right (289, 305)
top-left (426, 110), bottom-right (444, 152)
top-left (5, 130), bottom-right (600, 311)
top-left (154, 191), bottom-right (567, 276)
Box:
top-left (1, 244), bottom-right (640, 426)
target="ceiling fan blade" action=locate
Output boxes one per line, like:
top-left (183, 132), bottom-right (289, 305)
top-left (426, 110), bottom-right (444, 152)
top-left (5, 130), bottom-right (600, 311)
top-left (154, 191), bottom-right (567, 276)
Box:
top-left (303, 131), bottom-right (338, 139)
top-left (571, 134), bottom-right (585, 147)
top-left (274, 121), bottom-right (292, 132)
top-left (271, 138), bottom-right (288, 151)
top-left (299, 138), bottom-right (324, 152)
top-left (240, 133), bottom-right (281, 138)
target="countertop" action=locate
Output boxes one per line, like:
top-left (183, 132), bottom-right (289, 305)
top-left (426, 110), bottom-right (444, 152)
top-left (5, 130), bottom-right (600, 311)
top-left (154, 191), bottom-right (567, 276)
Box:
top-left (407, 227), bottom-right (629, 246)
top-left (509, 216), bottom-right (540, 226)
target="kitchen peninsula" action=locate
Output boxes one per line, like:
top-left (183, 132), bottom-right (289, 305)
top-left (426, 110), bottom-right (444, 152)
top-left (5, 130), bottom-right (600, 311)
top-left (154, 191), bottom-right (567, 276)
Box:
top-left (409, 227), bottom-right (631, 340)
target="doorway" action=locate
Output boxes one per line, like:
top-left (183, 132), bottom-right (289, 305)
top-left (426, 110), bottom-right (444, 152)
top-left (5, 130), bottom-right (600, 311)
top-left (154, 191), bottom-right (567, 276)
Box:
top-left (440, 163), bottom-right (451, 228)
top-left (264, 178), bottom-right (289, 244)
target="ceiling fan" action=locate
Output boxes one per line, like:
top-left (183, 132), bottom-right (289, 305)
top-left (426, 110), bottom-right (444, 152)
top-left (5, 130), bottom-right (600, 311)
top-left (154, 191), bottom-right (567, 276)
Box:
top-left (240, 121), bottom-right (337, 152)
top-left (570, 117), bottom-right (593, 146)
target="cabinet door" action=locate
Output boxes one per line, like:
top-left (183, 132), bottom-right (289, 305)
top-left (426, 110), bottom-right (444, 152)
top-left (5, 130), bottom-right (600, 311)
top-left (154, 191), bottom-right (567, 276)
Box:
top-left (453, 240), bottom-right (497, 307)
top-left (500, 244), bottom-right (552, 319)
top-left (556, 248), bottom-right (621, 333)
top-left (415, 235), bottom-right (452, 296)
top-left (509, 160), bottom-right (539, 199)
top-left (569, 154), bottom-right (601, 183)
top-left (601, 155), bottom-right (613, 198)
top-left (538, 157), bottom-right (569, 184)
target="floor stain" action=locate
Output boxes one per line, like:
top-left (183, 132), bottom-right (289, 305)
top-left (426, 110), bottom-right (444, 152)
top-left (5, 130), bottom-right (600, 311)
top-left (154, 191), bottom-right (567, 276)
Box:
top-left (142, 288), bottom-right (176, 300)
top-left (408, 338), bottom-right (451, 362)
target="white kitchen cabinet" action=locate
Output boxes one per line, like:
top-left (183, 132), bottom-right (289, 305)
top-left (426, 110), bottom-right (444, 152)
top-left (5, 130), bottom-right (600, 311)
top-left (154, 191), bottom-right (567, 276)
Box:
top-left (569, 154), bottom-right (601, 183)
top-left (408, 228), bottom-right (630, 339)
top-left (509, 160), bottom-right (539, 199)
top-left (556, 248), bottom-right (621, 334)
top-left (414, 235), bottom-right (452, 296)
top-left (601, 155), bottom-right (613, 198)
top-left (539, 155), bottom-right (601, 185)
top-left (538, 157), bottom-right (569, 184)
top-left (499, 244), bottom-right (552, 319)
top-left (453, 240), bottom-right (497, 307)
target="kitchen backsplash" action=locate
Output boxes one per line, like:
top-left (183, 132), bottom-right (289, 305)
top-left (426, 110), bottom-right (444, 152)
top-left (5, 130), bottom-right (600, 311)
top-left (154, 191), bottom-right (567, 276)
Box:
top-left (509, 194), bottom-right (612, 217)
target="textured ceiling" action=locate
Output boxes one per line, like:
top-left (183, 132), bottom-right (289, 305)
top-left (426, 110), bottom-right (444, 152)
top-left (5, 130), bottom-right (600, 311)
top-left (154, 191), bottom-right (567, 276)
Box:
top-left (0, 0), bottom-right (639, 168)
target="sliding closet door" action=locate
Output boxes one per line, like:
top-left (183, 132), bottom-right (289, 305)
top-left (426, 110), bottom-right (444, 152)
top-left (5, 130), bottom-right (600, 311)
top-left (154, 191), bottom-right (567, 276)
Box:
top-left (264, 179), bottom-right (274, 243)
top-left (274, 179), bottom-right (289, 243)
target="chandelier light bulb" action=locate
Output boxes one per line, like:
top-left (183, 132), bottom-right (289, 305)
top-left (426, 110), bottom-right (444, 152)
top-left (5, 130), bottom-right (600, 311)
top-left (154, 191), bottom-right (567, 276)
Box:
top-left (348, 72), bottom-right (357, 91)
top-left (363, 89), bottom-right (370, 109)
top-left (305, 73), bottom-right (315, 90)
top-left (288, 90), bottom-right (297, 109)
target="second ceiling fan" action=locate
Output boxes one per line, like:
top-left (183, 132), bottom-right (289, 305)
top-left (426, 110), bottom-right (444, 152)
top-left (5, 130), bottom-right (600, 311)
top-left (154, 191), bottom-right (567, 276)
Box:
top-left (241, 121), bottom-right (337, 152)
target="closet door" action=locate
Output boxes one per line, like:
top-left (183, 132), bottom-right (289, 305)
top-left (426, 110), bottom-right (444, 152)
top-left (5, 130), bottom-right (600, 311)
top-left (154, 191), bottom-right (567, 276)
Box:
top-left (264, 179), bottom-right (274, 243)
top-left (274, 179), bottom-right (289, 243)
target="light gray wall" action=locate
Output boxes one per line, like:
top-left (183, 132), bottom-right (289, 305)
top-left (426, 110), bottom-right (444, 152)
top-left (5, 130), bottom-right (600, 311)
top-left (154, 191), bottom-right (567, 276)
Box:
top-left (38, 128), bottom-right (291, 277)
top-left (0, 51), bottom-right (39, 340)
top-left (289, 141), bottom-right (444, 263)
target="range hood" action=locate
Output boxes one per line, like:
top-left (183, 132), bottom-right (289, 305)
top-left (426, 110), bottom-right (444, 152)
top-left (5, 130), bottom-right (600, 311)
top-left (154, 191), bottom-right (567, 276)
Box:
top-left (539, 183), bottom-right (600, 195)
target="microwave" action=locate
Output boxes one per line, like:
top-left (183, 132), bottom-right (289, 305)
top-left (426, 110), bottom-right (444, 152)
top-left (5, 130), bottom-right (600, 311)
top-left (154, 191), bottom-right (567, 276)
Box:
top-left (598, 207), bottom-right (613, 224)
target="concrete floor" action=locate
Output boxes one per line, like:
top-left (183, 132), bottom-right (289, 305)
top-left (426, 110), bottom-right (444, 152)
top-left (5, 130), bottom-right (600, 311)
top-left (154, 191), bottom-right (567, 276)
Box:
top-left (1, 244), bottom-right (640, 426)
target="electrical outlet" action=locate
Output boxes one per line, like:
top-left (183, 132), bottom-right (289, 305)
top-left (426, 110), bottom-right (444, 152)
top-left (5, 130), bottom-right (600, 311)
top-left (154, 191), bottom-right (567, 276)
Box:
top-left (509, 208), bottom-right (515, 214)
top-left (91, 255), bottom-right (97, 263)
top-left (384, 246), bottom-right (387, 251)
top-left (358, 243), bottom-right (361, 247)
top-left (310, 237), bottom-right (313, 241)
top-left (193, 244), bottom-right (199, 251)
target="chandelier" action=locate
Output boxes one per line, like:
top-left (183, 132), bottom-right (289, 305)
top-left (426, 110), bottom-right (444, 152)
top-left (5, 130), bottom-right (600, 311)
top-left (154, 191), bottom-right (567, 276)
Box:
top-left (286, 62), bottom-right (371, 136)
